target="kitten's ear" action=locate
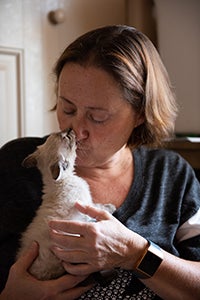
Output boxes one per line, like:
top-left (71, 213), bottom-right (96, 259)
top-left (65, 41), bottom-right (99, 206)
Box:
top-left (50, 160), bottom-right (69, 180)
top-left (22, 153), bottom-right (37, 168)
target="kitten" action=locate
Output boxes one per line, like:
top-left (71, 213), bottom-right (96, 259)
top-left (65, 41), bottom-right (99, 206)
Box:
top-left (17, 128), bottom-right (115, 280)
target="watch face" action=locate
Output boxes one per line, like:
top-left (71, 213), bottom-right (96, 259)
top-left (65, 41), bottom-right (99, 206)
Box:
top-left (138, 250), bottom-right (163, 277)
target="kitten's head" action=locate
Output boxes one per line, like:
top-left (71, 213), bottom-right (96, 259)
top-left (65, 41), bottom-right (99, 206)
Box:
top-left (23, 128), bottom-right (77, 180)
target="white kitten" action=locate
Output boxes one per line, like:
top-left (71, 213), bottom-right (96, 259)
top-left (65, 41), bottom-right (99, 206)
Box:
top-left (17, 129), bottom-right (115, 280)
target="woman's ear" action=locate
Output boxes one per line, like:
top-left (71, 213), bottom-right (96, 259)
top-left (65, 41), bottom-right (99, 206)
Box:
top-left (135, 114), bottom-right (145, 129)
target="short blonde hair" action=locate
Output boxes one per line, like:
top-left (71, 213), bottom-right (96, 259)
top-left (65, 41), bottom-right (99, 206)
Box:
top-left (53, 25), bottom-right (177, 148)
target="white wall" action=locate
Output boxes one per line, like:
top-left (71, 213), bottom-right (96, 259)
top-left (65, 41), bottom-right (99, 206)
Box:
top-left (155, 0), bottom-right (200, 135)
top-left (43, 0), bottom-right (126, 135)
top-left (1, 0), bottom-right (199, 145)
top-left (0, 0), bottom-right (125, 145)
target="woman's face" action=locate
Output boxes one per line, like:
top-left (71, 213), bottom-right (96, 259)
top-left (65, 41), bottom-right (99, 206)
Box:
top-left (57, 63), bottom-right (141, 168)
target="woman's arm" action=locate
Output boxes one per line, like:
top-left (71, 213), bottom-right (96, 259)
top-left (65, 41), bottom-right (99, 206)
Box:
top-left (142, 251), bottom-right (200, 300)
top-left (0, 241), bottom-right (93, 300)
top-left (49, 203), bottom-right (200, 300)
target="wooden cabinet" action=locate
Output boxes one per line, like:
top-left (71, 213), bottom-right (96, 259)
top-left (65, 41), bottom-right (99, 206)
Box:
top-left (165, 139), bottom-right (200, 181)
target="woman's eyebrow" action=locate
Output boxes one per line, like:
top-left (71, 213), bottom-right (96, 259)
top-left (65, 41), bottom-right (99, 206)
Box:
top-left (86, 106), bottom-right (108, 112)
top-left (60, 96), bottom-right (109, 112)
top-left (59, 96), bottom-right (74, 105)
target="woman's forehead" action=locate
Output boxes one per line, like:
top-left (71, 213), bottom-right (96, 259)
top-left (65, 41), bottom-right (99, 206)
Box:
top-left (58, 63), bottom-right (126, 108)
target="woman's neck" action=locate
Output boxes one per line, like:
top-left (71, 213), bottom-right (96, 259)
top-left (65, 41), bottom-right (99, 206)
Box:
top-left (75, 147), bottom-right (134, 207)
top-left (75, 147), bottom-right (133, 180)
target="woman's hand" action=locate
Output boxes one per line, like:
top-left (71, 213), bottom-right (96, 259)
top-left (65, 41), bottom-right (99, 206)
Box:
top-left (49, 202), bottom-right (147, 276)
top-left (49, 204), bottom-right (200, 300)
top-left (0, 241), bottom-right (94, 300)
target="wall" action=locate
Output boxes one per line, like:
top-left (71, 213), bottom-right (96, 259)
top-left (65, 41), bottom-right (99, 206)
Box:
top-left (0, 0), bottom-right (125, 146)
top-left (43, 0), bottom-right (126, 135)
top-left (1, 0), bottom-right (199, 146)
top-left (126, 0), bottom-right (157, 46)
top-left (0, 0), bottom-right (45, 145)
top-left (127, 0), bottom-right (200, 136)
top-left (155, 0), bottom-right (200, 135)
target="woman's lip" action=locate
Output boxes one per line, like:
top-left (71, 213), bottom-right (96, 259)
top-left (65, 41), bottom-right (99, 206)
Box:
top-left (76, 141), bottom-right (90, 151)
top-left (76, 146), bottom-right (89, 154)
top-left (76, 146), bottom-right (88, 151)
top-left (76, 145), bottom-right (86, 150)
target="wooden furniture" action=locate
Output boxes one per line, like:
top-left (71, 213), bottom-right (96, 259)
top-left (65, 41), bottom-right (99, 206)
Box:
top-left (165, 139), bottom-right (200, 181)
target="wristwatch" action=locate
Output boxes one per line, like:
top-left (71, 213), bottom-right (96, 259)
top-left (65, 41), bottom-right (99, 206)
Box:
top-left (132, 239), bottom-right (164, 279)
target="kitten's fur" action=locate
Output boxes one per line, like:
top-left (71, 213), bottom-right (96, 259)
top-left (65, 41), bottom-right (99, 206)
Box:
top-left (17, 129), bottom-right (115, 280)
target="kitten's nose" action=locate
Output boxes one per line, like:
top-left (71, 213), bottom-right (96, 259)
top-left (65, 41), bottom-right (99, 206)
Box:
top-left (61, 128), bottom-right (72, 139)
top-left (61, 131), bottom-right (67, 140)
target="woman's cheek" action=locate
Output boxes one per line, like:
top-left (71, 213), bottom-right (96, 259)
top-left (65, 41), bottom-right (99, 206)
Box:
top-left (57, 111), bottom-right (69, 131)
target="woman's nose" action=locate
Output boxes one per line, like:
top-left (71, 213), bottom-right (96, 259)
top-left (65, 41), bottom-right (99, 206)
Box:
top-left (74, 127), bottom-right (89, 141)
top-left (70, 117), bottom-right (89, 141)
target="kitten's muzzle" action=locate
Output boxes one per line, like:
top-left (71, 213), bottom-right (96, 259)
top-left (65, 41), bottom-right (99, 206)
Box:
top-left (60, 129), bottom-right (76, 150)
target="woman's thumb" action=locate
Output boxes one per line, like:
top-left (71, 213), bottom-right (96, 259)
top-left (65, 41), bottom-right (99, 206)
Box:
top-left (17, 241), bottom-right (39, 270)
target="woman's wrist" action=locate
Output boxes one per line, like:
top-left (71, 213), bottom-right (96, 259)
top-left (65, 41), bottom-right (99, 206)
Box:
top-left (122, 234), bottom-right (148, 270)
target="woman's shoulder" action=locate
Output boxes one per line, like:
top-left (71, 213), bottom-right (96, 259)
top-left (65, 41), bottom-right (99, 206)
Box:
top-left (134, 146), bottom-right (199, 186)
top-left (135, 146), bottom-right (190, 169)
top-left (0, 136), bottom-right (47, 291)
top-left (0, 136), bottom-right (47, 154)
top-left (0, 136), bottom-right (46, 233)
top-left (0, 136), bottom-right (47, 168)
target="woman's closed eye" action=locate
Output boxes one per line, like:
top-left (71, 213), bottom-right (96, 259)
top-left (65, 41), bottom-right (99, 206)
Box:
top-left (63, 109), bottom-right (76, 115)
top-left (88, 112), bottom-right (110, 124)
top-left (62, 110), bottom-right (109, 123)
top-left (59, 97), bottom-right (77, 115)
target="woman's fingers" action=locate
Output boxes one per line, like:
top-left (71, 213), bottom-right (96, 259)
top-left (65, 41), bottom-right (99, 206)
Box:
top-left (62, 262), bottom-right (94, 276)
top-left (16, 241), bottom-right (39, 271)
top-left (56, 284), bottom-right (94, 300)
top-left (51, 246), bottom-right (84, 261)
top-left (54, 276), bottom-right (94, 300)
top-left (50, 273), bottom-right (91, 290)
top-left (75, 202), bottom-right (112, 221)
top-left (49, 220), bottom-right (87, 236)
top-left (48, 203), bottom-right (114, 251)
top-left (49, 203), bottom-right (112, 234)
top-left (48, 204), bottom-right (132, 274)
top-left (2, 241), bottom-right (94, 300)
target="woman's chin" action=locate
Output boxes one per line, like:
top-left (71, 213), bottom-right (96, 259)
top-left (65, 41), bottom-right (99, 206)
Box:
top-left (75, 155), bottom-right (90, 167)
top-left (76, 148), bottom-right (92, 165)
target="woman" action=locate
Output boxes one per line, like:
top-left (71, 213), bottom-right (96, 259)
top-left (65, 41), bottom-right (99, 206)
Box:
top-left (0, 25), bottom-right (200, 299)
